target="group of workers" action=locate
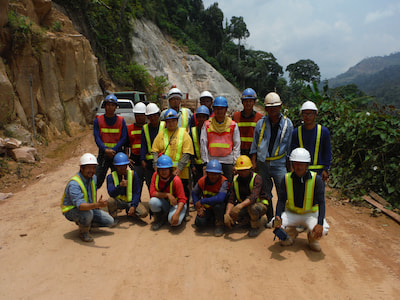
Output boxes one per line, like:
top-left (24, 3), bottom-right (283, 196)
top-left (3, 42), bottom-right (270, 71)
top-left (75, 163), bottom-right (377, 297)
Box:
top-left (61, 86), bottom-right (332, 252)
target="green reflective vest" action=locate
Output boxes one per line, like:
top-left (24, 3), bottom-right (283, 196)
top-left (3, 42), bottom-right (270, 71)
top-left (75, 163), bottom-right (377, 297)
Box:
top-left (60, 175), bottom-right (96, 213)
top-left (298, 124), bottom-right (324, 170)
top-left (285, 171), bottom-right (318, 214)
top-left (111, 170), bottom-right (134, 203)
top-left (233, 173), bottom-right (269, 205)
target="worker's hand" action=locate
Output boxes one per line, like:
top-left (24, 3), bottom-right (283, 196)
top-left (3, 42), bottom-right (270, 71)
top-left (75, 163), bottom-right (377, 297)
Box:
top-left (311, 224), bottom-right (323, 240)
top-left (195, 201), bottom-right (205, 217)
top-left (170, 212), bottom-right (179, 226)
top-left (229, 204), bottom-right (242, 221)
top-left (129, 158), bottom-right (135, 169)
top-left (119, 175), bottom-right (128, 187)
top-left (127, 206), bottom-right (136, 216)
top-left (167, 193), bottom-right (177, 206)
top-left (273, 216), bottom-right (282, 228)
top-left (224, 213), bottom-right (234, 229)
top-left (202, 165), bottom-right (207, 177)
top-left (173, 168), bottom-right (181, 177)
top-left (321, 170), bottom-right (329, 182)
top-left (105, 148), bottom-right (116, 158)
top-left (97, 195), bottom-right (108, 208)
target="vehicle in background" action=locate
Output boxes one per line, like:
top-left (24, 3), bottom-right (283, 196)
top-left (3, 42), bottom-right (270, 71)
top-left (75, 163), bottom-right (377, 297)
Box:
top-left (114, 91), bottom-right (148, 105)
top-left (95, 99), bottom-right (135, 125)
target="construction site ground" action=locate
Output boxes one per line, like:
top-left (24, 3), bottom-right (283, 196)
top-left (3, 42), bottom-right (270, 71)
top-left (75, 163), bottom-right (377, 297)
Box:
top-left (0, 128), bottom-right (400, 299)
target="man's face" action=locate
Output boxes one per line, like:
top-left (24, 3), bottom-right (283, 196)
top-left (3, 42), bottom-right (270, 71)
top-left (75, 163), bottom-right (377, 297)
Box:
top-left (169, 96), bottom-right (181, 111)
top-left (159, 168), bottom-right (171, 179)
top-left (265, 105), bottom-right (281, 119)
top-left (242, 98), bottom-right (255, 112)
top-left (237, 169), bottom-right (251, 178)
top-left (196, 113), bottom-right (208, 128)
top-left (148, 113), bottom-right (160, 126)
top-left (207, 172), bottom-right (221, 184)
top-left (80, 164), bottom-right (97, 180)
top-left (213, 106), bottom-right (227, 122)
top-left (301, 110), bottom-right (317, 126)
top-left (115, 164), bottom-right (127, 176)
top-left (165, 118), bottom-right (178, 131)
top-left (135, 113), bottom-right (146, 125)
top-left (200, 97), bottom-right (213, 109)
top-left (292, 161), bottom-right (308, 177)
top-left (105, 102), bottom-right (117, 116)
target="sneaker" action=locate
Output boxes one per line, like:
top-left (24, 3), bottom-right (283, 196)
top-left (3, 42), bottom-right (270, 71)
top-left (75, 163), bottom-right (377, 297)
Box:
top-left (265, 220), bottom-right (273, 229)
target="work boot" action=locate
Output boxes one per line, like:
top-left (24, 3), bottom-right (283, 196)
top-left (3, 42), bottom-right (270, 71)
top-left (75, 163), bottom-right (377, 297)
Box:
top-left (107, 198), bottom-right (118, 218)
top-left (151, 212), bottom-right (167, 231)
top-left (308, 232), bottom-right (322, 252)
top-left (248, 219), bottom-right (260, 237)
top-left (135, 202), bottom-right (149, 219)
top-left (214, 220), bottom-right (225, 237)
top-left (280, 226), bottom-right (298, 247)
top-left (79, 225), bottom-right (93, 242)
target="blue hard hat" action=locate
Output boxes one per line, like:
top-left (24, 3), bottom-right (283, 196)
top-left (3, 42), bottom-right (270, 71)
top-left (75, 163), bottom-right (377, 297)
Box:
top-left (164, 108), bottom-right (178, 120)
top-left (114, 152), bottom-right (129, 166)
top-left (213, 96), bottom-right (228, 108)
top-left (157, 155), bottom-right (173, 169)
top-left (205, 159), bottom-right (222, 173)
top-left (241, 88), bottom-right (257, 100)
top-left (104, 94), bottom-right (118, 104)
top-left (196, 105), bottom-right (210, 116)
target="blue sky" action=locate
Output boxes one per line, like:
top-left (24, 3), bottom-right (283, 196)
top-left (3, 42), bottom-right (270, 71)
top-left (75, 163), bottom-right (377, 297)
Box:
top-left (202, 0), bottom-right (400, 79)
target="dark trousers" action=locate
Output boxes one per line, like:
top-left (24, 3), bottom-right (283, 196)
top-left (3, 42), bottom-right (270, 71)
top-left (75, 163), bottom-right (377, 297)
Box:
top-left (95, 151), bottom-right (116, 189)
top-left (194, 202), bottom-right (226, 227)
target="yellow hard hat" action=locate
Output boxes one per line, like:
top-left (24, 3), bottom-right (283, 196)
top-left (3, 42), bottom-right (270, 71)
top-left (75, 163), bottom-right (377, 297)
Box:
top-left (235, 155), bottom-right (252, 170)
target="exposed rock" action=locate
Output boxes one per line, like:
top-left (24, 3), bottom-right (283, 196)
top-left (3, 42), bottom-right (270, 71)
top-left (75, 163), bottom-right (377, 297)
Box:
top-left (4, 137), bottom-right (22, 149)
top-left (3, 123), bottom-right (32, 145)
top-left (9, 146), bottom-right (38, 163)
top-left (0, 58), bottom-right (15, 127)
top-left (0, 192), bottom-right (13, 201)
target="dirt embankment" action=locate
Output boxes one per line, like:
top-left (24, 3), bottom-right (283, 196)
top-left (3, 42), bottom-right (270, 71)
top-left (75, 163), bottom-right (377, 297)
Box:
top-left (0, 128), bottom-right (400, 299)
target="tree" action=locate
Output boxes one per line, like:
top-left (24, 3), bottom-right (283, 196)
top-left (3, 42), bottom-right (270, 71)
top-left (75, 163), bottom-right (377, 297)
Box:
top-left (286, 59), bottom-right (321, 84)
top-left (227, 16), bottom-right (249, 62)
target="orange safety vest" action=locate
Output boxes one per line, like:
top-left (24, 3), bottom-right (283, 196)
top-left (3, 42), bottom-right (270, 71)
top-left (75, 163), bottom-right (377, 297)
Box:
top-left (127, 123), bottom-right (143, 155)
top-left (198, 175), bottom-right (227, 208)
top-left (233, 111), bottom-right (262, 150)
top-left (285, 171), bottom-right (318, 214)
top-left (98, 115), bottom-right (123, 148)
top-left (204, 119), bottom-right (236, 157)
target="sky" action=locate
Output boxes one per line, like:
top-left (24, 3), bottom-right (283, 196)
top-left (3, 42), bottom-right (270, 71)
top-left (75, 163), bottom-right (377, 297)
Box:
top-left (202, 0), bottom-right (400, 79)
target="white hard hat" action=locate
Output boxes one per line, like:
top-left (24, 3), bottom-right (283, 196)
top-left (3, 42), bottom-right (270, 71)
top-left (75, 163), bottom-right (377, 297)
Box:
top-left (133, 102), bottom-right (146, 114)
top-left (167, 88), bottom-right (183, 100)
top-left (146, 103), bottom-right (160, 115)
top-left (264, 92), bottom-right (282, 107)
top-left (200, 91), bottom-right (214, 100)
top-left (300, 101), bottom-right (318, 112)
top-left (290, 148), bottom-right (311, 163)
top-left (79, 153), bottom-right (98, 166)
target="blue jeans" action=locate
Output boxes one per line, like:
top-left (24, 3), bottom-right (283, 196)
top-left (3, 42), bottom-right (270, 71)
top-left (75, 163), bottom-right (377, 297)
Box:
top-left (149, 197), bottom-right (187, 226)
top-left (257, 161), bottom-right (287, 200)
top-left (64, 208), bottom-right (114, 227)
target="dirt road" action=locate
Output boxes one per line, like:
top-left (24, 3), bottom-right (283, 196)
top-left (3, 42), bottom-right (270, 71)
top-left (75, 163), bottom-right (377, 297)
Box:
top-left (1, 129), bottom-right (400, 299)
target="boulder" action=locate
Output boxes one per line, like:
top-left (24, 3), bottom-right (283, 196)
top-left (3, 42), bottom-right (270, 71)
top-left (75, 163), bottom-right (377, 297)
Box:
top-left (9, 146), bottom-right (38, 163)
top-left (4, 138), bottom-right (22, 149)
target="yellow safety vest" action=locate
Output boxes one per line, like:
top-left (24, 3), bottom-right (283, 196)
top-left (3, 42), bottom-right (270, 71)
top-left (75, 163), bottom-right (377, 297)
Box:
top-left (298, 124), bottom-right (324, 170)
top-left (155, 174), bottom-right (177, 204)
top-left (180, 108), bottom-right (188, 129)
top-left (285, 171), bottom-right (318, 214)
top-left (233, 173), bottom-right (269, 205)
top-left (163, 128), bottom-right (190, 167)
top-left (191, 126), bottom-right (202, 165)
top-left (60, 175), bottom-right (96, 213)
top-left (258, 116), bottom-right (288, 161)
top-left (144, 121), bottom-right (165, 160)
top-left (111, 170), bottom-right (134, 203)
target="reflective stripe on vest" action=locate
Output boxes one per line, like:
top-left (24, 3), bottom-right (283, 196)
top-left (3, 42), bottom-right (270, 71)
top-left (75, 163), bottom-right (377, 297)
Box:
top-left (258, 116), bottom-right (288, 161)
top-left (98, 115), bottom-right (123, 148)
top-left (205, 120), bottom-right (235, 157)
top-left (111, 170), bottom-right (133, 203)
top-left (298, 124), bottom-right (324, 170)
top-left (128, 123), bottom-right (143, 154)
top-left (155, 174), bottom-right (176, 204)
top-left (164, 128), bottom-right (189, 167)
top-left (285, 171), bottom-right (318, 214)
top-left (144, 121), bottom-right (165, 160)
top-left (60, 175), bottom-right (96, 213)
top-left (191, 126), bottom-right (202, 165)
top-left (198, 176), bottom-right (227, 208)
top-left (180, 108), bottom-right (188, 129)
top-left (233, 173), bottom-right (269, 205)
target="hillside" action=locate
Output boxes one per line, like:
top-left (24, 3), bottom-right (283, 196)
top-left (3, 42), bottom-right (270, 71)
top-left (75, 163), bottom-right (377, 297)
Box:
top-left (327, 52), bottom-right (400, 107)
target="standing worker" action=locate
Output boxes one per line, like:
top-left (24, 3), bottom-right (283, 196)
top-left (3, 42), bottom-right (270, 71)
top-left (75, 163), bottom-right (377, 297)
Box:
top-left (291, 101), bottom-right (332, 181)
top-left (61, 153), bottom-right (115, 242)
top-left (200, 96), bottom-right (241, 183)
top-left (249, 92), bottom-right (293, 226)
top-left (160, 87), bottom-right (193, 130)
top-left (189, 91), bottom-right (214, 128)
top-left (274, 148), bottom-right (329, 251)
top-left (106, 152), bottom-right (148, 222)
top-left (140, 103), bottom-right (165, 192)
top-left (93, 94), bottom-right (127, 188)
top-left (127, 102), bottom-right (147, 188)
top-left (233, 88), bottom-right (263, 157)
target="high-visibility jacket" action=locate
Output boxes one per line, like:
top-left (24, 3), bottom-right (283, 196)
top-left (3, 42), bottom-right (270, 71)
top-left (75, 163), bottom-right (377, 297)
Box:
top-left (257, 116), bottom-right (288, 161)
top-left (155, 174), bottom-right (176, 204)
top-left (191, 126), bottom-right (202, 165)
top-left (198, 175), bottom-right (227, 208)
top-left (98, 115), bottom-right (124, 148)
top-left (180, 108), bottom-right (188, 129)
top-left (111, 170), bottom-right (133, 203)
top-left (60, 175), bottom-right (96, 213)
top-left (163, 128), bottom-right (190, 168)
top-left (127, 123), bottom-right (143, 155)
top-left (298, 124), bottom-right (324, 171)
top-left (204, 119), bottom-right (236, 157)
top-left (143, 121), bottom-right (165, 160)
top-left (233, 173), bottom-right (269, 205)
top-left (285, 171), bottom-right (318, 214)
top-left (233, 111), bottom-right (262, 150)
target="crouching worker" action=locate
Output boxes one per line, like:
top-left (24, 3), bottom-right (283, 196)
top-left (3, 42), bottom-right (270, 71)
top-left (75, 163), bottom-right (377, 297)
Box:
top-left (61, 153), bottom-right (115, 242)
top-left (148, 155), bottom-right (187, 231)
top-left (274, 148), bottom-right (329, 252)
top-left (224, 155), bottom-right (270, 237)
top-left (192, 160), bottom-right (229, 237)
top-left (106, 152), bottom-right (148, 222)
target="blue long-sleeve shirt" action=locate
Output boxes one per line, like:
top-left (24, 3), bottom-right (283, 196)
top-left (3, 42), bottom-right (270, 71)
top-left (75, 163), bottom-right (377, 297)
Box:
top-left (192, 177), bottom-right (228, 206)
top-left (93, 115), bottom-right (127, 152)
top-left (140, 122), bottom-right (162, 161)
top-left (106, 171), bottom-right (141, 208)
top-left (62, 172), bottom-right (97, 210)
top-left (291, 124), bottom-right (332, 173)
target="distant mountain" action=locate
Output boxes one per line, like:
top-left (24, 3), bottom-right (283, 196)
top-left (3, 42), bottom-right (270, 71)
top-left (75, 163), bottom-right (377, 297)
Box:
top-left (327, 52), bottom-right (400, 107)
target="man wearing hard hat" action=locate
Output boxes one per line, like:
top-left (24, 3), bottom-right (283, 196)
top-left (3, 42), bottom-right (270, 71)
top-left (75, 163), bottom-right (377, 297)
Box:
top-left (291, 101), bottom-right (332, 182)
top-left (61, 153), bottom-right (115, 242)
top-left (160, 87), bottom-right (193, 130)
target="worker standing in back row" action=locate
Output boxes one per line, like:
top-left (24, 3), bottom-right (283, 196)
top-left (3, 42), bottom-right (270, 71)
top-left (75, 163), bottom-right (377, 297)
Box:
top-left (160, 87), bottom-right (193, 130)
